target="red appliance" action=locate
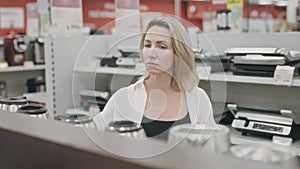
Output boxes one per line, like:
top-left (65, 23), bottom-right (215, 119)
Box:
top-left (4, 35), bottom-right (27, 66)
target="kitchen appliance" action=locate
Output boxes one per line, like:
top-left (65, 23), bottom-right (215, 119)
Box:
top-left (17, 104), bottom-right (49, 120)
top-left (0, 96), bottom-right (28, 112)
top-left (54, 113), bottom-right (97, 129)
top-left (79, 90), bottom-right (109, 112)
top-left (194, 48), bottom-right (232, 72)
top-left (225, 47), bottom-right (300, 77)
top-left (26, 76), bottom-right (46, 93)
top-left (4, 35), bottom-right (27, 66)
top-left (228, 104), bottom-right (300, 140)
top-left (28, 37), bottom-right (45, 64)
top-left (216, 9), bottom-right (231, 30)
top-left (100, 56), bottom-right (118, 67)
top-left (168, 124), bottom-right (230, 153)
top-left (0, 37), bottom-right (5, 62)
top-left (116, 47), bottom-right (140, 68)
top-left (0, 80), bottom-right (7, 98)
top-left (105, 120), bottom-right (147, 138)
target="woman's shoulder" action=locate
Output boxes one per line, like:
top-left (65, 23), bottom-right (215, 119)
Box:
top-left (111, 86), bottom-right (130, 97)
top-left (111, 80), bottom-right (143, 97)
top-left (188, 86), bottom-right (208, 96)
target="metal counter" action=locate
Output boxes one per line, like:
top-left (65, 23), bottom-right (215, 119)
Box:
top-left (0, 111), bottom-right (299, 169)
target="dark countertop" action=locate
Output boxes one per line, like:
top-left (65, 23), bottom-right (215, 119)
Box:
top-left (0, 111), bottom-right (299, 169)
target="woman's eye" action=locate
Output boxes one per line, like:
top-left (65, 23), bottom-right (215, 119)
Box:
top-left (159, 45), bottom-right (167, 49)
top-left (144, 44), bottom-right (151, 48)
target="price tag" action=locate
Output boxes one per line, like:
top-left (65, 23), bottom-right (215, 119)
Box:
top-left (273, 65), bottom-right (294, 86)
top-left (272, 135), bottom-right (292, 146)
top-left (23, 61), bottom-right (34, 68)
top-left (196, 66), bottom-right (211, 79)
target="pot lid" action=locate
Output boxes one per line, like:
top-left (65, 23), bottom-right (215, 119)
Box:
top-left (106, 120), bottom-right (142, 133)
top-left (17, 104), bottom-right (47, 114)
top-left (0, 96), bottom-right (28, 105)
top-left (55, 114), bottom-right (93, 124)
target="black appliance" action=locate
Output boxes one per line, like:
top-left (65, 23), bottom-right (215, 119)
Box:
top-left (228, 104), bottom-right (300, 140)
top-left (100, 56), bottom-right (118, 67)
top-left (0, 37), bottom-right (4, 62)
top-left (225, 47), bottom-right (300, 77)
top-left (0, 80), bottom-right (7, 98)
top-left (29, 37), bottom-right (45, 64)
top-left (99, 47), bottom-right (141, 68)
top-left (194, 48), bottom-right (232, 72)
top-left (26, 76), bottom-right (46, 93)
top-left (115, 47), bottom-right (140, 68)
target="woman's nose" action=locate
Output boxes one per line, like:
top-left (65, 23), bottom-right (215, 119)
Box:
top-left (143, 48), bottom-right (157, 58)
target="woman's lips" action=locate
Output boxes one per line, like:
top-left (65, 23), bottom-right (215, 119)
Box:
top-left (146, 62), bottom-right (158, 66)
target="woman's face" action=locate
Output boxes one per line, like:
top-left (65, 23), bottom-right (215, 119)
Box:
top-left (142, 25), bottom-right (175, 75)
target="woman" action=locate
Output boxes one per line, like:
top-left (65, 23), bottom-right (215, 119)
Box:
top-left (93, 16), bottom-right (216, 140)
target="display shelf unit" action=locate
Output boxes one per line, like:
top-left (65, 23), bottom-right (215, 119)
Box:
top-left (45, 35), bottom-right (110, 118)
top-left (0, 65), bottom-right (45, 98)
top-left (75, 66), bottom-right (300, 87)
top-left (46, 33), bottom-right (300, 123)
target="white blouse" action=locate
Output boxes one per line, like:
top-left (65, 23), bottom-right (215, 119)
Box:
top-left (93, 78), bottom-right (217, 130)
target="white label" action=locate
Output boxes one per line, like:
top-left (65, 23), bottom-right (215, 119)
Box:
top-left (14, 54), bottom-right (24, 63)
top-left (273, 65), bottom-right (294, 86)
top-left (196, 66), bottom-right (211, 79)
top-left (272, 135), bottom-right (293, 146)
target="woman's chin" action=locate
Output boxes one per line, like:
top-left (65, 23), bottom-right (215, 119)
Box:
top-left (146, 68), bottom-right (172, 75)
top-left (146, 69), bottom-right (161, 74)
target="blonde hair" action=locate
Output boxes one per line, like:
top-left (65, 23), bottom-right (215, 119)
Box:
top-left (139, 17), bottom-right (199, 91)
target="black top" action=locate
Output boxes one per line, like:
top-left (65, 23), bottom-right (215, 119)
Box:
top-left (141, 113), bottom-right (191, 141)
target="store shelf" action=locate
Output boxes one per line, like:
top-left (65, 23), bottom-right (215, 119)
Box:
top-left (23, 92), bottom-right (47, 104)
top-left (75, 65), bottom-right (146, 76)
top-left (202, 72), bottom-right (300, 87)
top-left (65, 107), bottom-right (98, 117)
top-left (0, 65), bottom-right (45, 73)
top-left (75, 66), bottom-right (300, 87)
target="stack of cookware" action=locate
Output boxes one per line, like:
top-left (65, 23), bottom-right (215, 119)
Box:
top-left (0, 96), bottom-right (28, 112)
top-left (0, 96), bottom-right (49, 120)
top-left (105, 120), bottom-right (147, 138)
top-left (54, 113), bottom-right (97, 129)
top-left (17, 104), bottom-right (48, 119)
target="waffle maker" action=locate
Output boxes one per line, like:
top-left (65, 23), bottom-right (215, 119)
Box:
top-left (225, 47), bottom-right (300, 77)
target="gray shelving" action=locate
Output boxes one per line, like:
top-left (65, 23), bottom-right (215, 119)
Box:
top-left (0, 65), bottom-right (45, 97)
top-left (45, 33), bottom-right (300, 122)
top-left (0, 65), bottom-right (45, 73)
top-left (75, 66), bottom-right (300, 87)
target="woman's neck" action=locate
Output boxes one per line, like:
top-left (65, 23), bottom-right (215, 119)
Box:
top-left (144, 73), bottom-right (179, 92)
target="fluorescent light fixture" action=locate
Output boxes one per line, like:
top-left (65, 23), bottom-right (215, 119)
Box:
top-left (247, 0), bottom-right (289, 6)
top-left (273, 0), bottom-right (288, 6)
top-left (258, 0), bottom-right (273, 5)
